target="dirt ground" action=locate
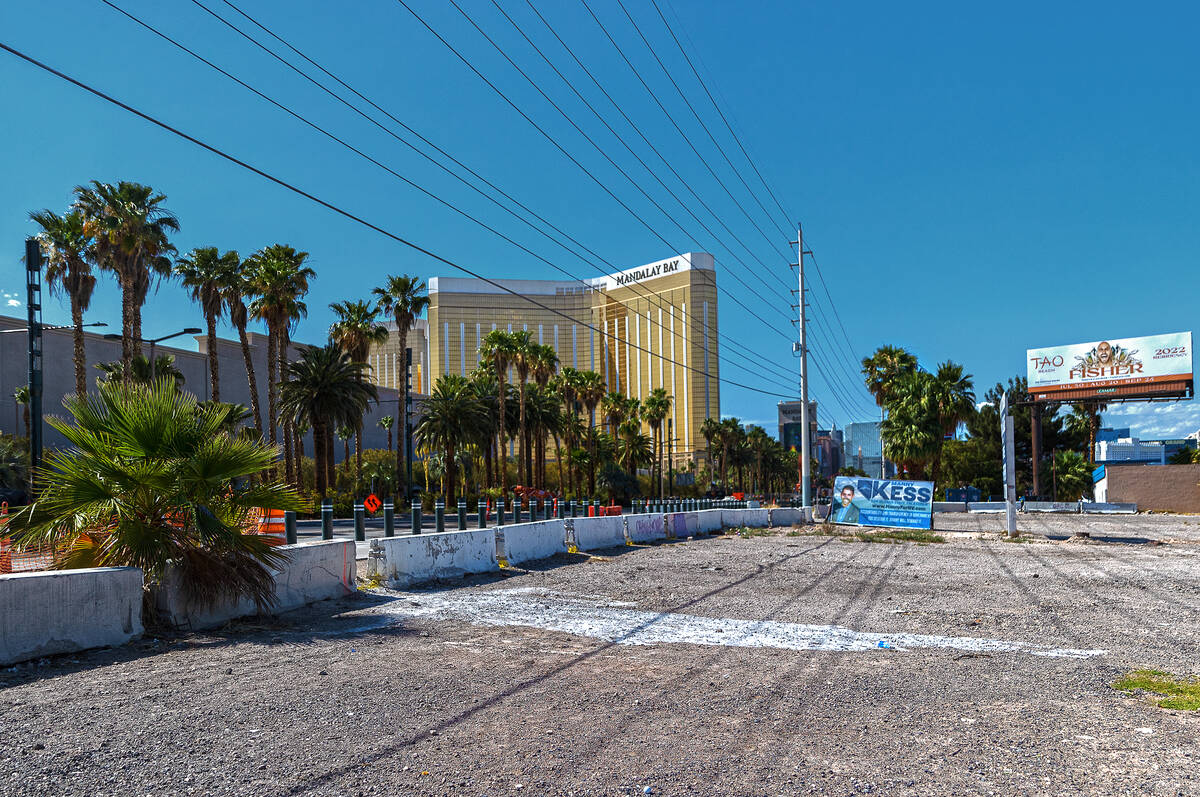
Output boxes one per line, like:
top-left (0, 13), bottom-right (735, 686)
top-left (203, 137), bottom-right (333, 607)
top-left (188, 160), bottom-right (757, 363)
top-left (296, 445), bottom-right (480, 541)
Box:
top-left (3, 513), bottom-right (1200, 796)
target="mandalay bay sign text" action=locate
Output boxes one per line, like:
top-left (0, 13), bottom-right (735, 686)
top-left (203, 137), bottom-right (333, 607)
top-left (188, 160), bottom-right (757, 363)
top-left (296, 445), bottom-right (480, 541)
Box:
top-left (1027, 331), bottom-right (1193, 401)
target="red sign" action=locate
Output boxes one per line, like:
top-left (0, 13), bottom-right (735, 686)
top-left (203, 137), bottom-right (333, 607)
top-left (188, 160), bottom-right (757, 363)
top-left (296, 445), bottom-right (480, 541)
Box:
top-left (363, 494), bottom-right (382, 513)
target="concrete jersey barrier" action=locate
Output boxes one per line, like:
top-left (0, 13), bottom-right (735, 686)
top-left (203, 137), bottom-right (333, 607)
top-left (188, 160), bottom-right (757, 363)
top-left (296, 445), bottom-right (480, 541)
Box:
top-left (497, 519), bottom-right (566, 565)
top-left (627, 513), bottom-right (667, 543)
top-left (1, 567), bottom-right (143, 665)
top-left (1081, 502), bottom-right (1138, 514)
top-left (369, 529), bottom-right (497, 588)
top-left (1023, 501), bottom-right (1081, 514)
top-left (157, 539), bottom-right (357, 630)
top-left (572, 515), bottom-right (627, 551)
top-left (967, 502), bottom-right (1008, 513)
top-left (932, 502), bottom-right (968, 513)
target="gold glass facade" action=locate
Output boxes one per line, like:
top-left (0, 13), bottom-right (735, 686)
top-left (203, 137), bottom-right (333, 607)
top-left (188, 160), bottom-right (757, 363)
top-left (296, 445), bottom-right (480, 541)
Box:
top-left (369, 253), bottom-right (719, 463)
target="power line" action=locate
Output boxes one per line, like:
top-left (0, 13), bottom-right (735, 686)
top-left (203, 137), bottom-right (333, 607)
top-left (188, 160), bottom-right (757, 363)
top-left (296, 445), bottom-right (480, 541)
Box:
top-left (579, 0), bottom-right (790, 265)
top-left (109, 0), bottom-right (796, 392)
top-left (484, 0), bottom-right (795, 312)
top-left (421, 0), bottom-right (798, 335)
top-left (208, 0), bottom-right (794, 386)
top-left (0, 39), bottom-right (801, 401)
top-left (650, 0), bottom-right (793, 229)
top-left (613, 0), bottom-right (789, 243)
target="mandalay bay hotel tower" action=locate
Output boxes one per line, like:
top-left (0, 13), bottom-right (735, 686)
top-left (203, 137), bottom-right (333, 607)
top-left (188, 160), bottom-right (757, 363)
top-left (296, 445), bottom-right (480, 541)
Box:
top-left (366, 253), bottom-right (720, 464)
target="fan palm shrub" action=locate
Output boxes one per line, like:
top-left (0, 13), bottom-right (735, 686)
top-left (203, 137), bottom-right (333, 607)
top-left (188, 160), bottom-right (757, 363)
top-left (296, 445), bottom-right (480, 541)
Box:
top-left (5, 380), bottom-right (300, 612)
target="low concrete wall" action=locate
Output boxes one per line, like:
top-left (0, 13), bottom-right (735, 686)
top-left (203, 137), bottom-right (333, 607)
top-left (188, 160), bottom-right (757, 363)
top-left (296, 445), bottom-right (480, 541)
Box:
top-left (1024, 501), bottom-right (1080, 514)
top-left (498, 520), bottom-right (566, 565)
top-left (573, 516), bottom-right (627, 551)
top-left (158, 540), bottom-right (357, 630)
top-left (967, 502), bottom-right (1008, 513)
top-left (1, 567), bottom-right (143, 665)
top-left (933, 502), bottom-right (967, 513)
top-left (369, 530), bottom-right (497, 588)
top-left (769, 507), bottom-right (806, 527)
top-left (627, 513), bottom-right (666, 543)
top-left (697, 509), bottom-right (723, 534)
top-left (1082, 502), bottom-right (1137, 514)
top-left (723, 508), bottom-right (769, 528)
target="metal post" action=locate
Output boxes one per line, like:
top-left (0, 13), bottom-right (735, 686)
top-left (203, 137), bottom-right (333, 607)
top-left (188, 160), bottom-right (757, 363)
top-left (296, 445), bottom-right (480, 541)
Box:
top-left (513, 498), bottom-right (522, 524)
top-left (457, 499), bottom-right (467, 530)
top-left (24, 239), bottom-right (43, 488)
top-left (354, 502), bottom-right (365, 542)
top-left (1031, 403), bottom-right (1043, 499)
top-left (568, 499), bottom-right (576, 517)
top-left (384, 500), bottom-right (395, 537)
top-left (411, 501), bottom-right (422, 535)
top-left (497, 498), bottom-right (505, 526)
top-left (284, 510), bottom-right (297, 545)
top-left (321, 499), bottom-right (333, 540)
top-left (478, 499), bottom-right (488, 529)
top-left (435, 499), bottom-right (445, 533)
top-left (404, 347), bottom-right (414, 503)
top-left (796, 225), bottom-right (812, 509)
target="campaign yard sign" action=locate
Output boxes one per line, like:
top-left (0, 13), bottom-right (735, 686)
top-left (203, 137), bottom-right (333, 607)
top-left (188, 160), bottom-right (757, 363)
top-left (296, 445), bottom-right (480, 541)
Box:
top-left (830, 476), bottom-right (934, 530)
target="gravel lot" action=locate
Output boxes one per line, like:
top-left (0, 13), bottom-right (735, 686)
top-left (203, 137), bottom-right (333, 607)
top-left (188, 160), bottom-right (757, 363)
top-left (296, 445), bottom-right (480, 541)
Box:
top-left (3, 513), bottom-right (1200, 796)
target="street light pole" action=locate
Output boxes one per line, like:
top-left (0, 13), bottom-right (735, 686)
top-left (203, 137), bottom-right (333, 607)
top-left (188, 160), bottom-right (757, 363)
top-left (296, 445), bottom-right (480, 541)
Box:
top-left (104, 327), bottom-right (201, 382)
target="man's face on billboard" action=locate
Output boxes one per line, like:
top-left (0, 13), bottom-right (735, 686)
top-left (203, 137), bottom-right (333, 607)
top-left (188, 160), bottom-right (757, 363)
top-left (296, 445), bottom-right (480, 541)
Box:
top-left (1097, 342), bottom-right (1113, 364)
top-left (840, 487), bottom-right (854, 507)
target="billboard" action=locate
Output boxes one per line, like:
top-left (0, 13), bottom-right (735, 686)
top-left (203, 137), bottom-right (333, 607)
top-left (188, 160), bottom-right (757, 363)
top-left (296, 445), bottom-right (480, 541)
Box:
top-left (1027, 332), bottom-right (1193, 402)
top-left (830, 476), bottom-right (934, 530)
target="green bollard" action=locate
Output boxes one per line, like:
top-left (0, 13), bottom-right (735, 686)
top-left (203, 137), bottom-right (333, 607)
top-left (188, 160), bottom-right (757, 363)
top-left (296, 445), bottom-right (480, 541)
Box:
top-left (514, 498), bottom-right (523, 524)
top-left (321, 499), bottom-right (333, 540)
top-left (457, 499), bottom-right (467, 530)
top-left (384, 501), bottom-right (395, 537)
top-left (411, 502), bottom-right (422, 535)
top-left (435, 499), bottom-right (445, 533)
top-left (284, 510), bottom-right (297, 545)
top-left (354, 502), bottom-right (366, 542)
top-left (478, 499), bottom-right (488, 529)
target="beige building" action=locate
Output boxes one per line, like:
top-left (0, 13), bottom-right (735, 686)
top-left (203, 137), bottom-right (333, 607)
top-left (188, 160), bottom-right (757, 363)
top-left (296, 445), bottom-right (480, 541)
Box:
top-left (367, 253), bottom-right (720, 462)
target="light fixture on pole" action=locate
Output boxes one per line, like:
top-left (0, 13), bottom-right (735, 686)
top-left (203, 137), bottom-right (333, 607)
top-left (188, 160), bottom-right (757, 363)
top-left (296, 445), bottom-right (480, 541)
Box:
top-left (104, 328), bottom-right (202, 381)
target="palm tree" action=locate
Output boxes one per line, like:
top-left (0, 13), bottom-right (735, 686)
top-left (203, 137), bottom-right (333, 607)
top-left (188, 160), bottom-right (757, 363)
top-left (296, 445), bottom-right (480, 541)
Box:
top-left (373, 275), bottom-right (429, 501)
top-left (602, 391), bottom-right (628, 435)
top-left (247, 244), bottom-right (314, 483)
top-left (552, 368), bottom-right (583, 496)
top-left (5, 379), bottom-right (299, 611)
top-left (479, 329), bottom-right (518, 496)
top-left (718, 417), bottom-right (744, 490)
top-left (879, 371), bottom-right (940, 479)
top-left (617, 418), bottom-right (652, 475)
top-left (504, 330), bottom-right (537, 488)
top-left (216, 254), bottom-right (262, 437)
top-left (576, 370), bottom-right (606, 495)
top-left (280, 344), bottom-right (378, 498)
top-left (643, 388), bottom-right (672, 498)
top-left (378, 415), bottom-right (395, 452)
top-left (861, 345), bottom-right (918, 476)
top-left (1067, 402), bottom-right (1107, 465)
top-left (72, 181), bottom-right (178, 379)
top-left (96, 353), bottom-right (185, 389)
top-left (745, 425), bottom-right (771, 493)
top-left (927, 361), bottom-right (975, 485)
top-left (329, 299), bottom-right (389, 487)
top-left (336, 426), bottom-right (354, 481)
top-left (700, 416), bottom-right (721, 489)
top-left (175, 247), bottom-right (238, 402)
top-left (30, 208), bottom-right (96, 396)
top-left (527, 383), bottom-right (563, 490)
top-left (416, 374), bottom-right (484, 504)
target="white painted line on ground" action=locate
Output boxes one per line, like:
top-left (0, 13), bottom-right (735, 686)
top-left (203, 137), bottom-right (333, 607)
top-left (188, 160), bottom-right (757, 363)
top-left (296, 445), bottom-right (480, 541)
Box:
top-left (358, 588), bottom-right (1105, 659)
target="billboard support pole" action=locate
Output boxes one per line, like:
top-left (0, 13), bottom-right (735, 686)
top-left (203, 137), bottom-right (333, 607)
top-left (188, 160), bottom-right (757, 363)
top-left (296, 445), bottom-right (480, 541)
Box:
top-left (1030, 402), bottom-right (1042, 498)
top-left (796, 225), bottom-right (811, 509)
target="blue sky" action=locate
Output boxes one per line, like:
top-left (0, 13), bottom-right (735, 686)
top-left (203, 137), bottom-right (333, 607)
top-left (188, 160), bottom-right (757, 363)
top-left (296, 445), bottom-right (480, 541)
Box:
top-left (2, 0), bottom-right (1198, 437)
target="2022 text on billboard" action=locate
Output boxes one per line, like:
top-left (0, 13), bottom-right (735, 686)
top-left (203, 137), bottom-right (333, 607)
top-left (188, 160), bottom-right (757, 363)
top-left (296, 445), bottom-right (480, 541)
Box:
top-left (1027, 332), bottom-right (1193, 403)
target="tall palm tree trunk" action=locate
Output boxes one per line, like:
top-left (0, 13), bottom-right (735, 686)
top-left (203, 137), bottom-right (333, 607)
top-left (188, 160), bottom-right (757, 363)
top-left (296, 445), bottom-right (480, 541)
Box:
top-left (120, 276), bottom-right (137, 383)
top-left (518, 385), bottom-right (528, 487)
top-left (205, 309), bottom-right (220, 402)
top-left (497, 373), bottom-right (508, 497)
top-left (313, 421), bottom-right (327, 498)
top-left (396, 326), bottom-right (409, 501)
top-left (236, 322), bottom-right (263, 437)
top-left (265, 327), bottom-right (278, 445)
top-left (279, 330), bottom-right (294, 486)
top-left (70, 296), bottom-right (87, 395)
